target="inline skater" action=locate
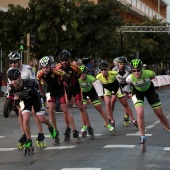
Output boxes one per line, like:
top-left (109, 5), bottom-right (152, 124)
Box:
top-left (126, 59), bottom-right (170, 152)
top-left (37, 56), bottom-right (81, 143)
top-left (112, 56), bottom-right (137, 127)
top-left (7, 68), bottom-right (56, 155)
top-left (78, 65), bottom-right (115, 134)
top-left (96, 61), bottom-right (138, 133)
top-left (56, 50), bottom-right (95, 140)
top-left (7, 51), bottom-right (44, 149)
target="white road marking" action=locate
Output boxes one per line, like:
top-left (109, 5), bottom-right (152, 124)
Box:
top-left (31, 134), bottom-right (102, 138)
top-left (45, 146), bottom-right (76, 150)
top-left (0, 148), bottom-right (17, 151)
top-left (61, 169), bottom-right (101, 170)
top-left (103, 145), bottom-right (136, 148)
top-left (164, 147), bottom-right (170, 151)
top-left (126, 134), bottom-right (152, 136)
top-left (0, 146), bottom-right (76, 151)
top-left (0, 136), bottom-right (5, 138)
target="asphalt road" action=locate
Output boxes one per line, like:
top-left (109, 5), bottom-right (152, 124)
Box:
top-left (0, 88), bottom-right (170, 170)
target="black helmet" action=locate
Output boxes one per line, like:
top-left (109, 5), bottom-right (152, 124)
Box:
top-left (8, 51), bottom-right (21, 61)
top-left (7, 68), bottom-right (21, 80)
top-left (58, 50), bottom-right (71, 60)
top-left (118, 56), bottom-right (127, 63)
top-left (131, 59), bottom-right (143, 69)
top-left (99, 61), bottom-right (108, 69)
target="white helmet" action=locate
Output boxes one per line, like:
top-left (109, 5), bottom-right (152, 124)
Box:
top-left (8, 51), bottom-right (21, 61)
top-left (113, 57), bottom-right (119, 66)
top-left (39, 56), bottom-right (51, 67)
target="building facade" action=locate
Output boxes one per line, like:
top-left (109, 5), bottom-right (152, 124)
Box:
top-left (0, 0), bottom-right (168, 22)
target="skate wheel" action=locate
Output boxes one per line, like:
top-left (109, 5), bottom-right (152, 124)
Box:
top-left (75, 137), bottom-right (81, 144)
top-left (36, 140), bottom-right (46, 148)
top-left (23, 148), bottom-right (29, 156)
top-left (111, 130), bottom-right (116, 136)
top-left (82, 131), bottom-right (87, 138)
top-left (54, 138), bottom-right (60, 145)
top-left (141, 143), bottom-right (146, 152)
top-left (18, 142), bottom-right (24, 150)
top-left (64, 135), bottom-right (70, 142)
top-left (90, 134), bottom-right (95, 140)
top-left (29, 146), bottom-right (34, 154)
top-left (124, 121), bottom-right (130, 127)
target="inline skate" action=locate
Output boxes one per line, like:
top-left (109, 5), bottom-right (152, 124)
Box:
top-left (23, 139), bottom-right (34, 156)
top-left (64, 127), bottom-right (71, 141)
top-left (107, 124), bottom-right (116, 135)
top-left (87, 126), bottom-right (95, 140)
top-left (81, 126), bottom-right (87, 138)
top-left (18, 134), bottom-right (27, 150)
top-left (36, 133), bottom-right (46, 148)
top-left (49, 126), bottom-right (60, 145)
top-left (124, 115), bottom-right (130, 127)
top-left (73, 130), bottom-right (81, 144)
top-left (139, 136), bottom-right (146, 152)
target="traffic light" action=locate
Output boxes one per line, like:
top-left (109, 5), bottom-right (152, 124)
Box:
top-left (19, 45), bottom-right (24, 50)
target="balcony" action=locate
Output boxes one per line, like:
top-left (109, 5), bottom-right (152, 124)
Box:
top-left (118, 0), bottom-right (167, 21)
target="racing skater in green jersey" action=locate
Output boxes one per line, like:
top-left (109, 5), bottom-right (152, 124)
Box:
top-left (126, 59), bottom-right (170, 152)
top-left (78, 65), bottom-right (115, 134)
top-left (96, 61), bottom-right (138, 132)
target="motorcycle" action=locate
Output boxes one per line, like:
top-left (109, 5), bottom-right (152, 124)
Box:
top-left (3, 94), bottom-right (18, 118)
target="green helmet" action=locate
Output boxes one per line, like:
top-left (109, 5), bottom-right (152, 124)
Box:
top-left (39, 56), bottom-right (51, 67)
top-left (79, 65), bottom-right (88, 73)
top-left (131, 59), bottom-right (143, 69)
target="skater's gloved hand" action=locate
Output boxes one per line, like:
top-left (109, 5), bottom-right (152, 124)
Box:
top-left (14, 94), bottom-right (19, 100)
top-left (7, 84), bottom-right (12, 92)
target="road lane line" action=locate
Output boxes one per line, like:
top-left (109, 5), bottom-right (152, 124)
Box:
top-left (0, 136), bottom-right (5, 138)
top-left (61, 169), bottom-right (102, 170)
top-left (0, 148), bottom-right (17, 151)
top-left (164, 147), bottom-right (170, 151)
top-left (45, 146), bottom-right (76, 150)
top-left (126, 134), bottom-right (152, 136)
top-left (31, 134), bottom-right (102, 138)
top-left (103, 145), bottom-right (136, 148)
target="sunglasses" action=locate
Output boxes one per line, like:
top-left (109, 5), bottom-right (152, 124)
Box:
top-left (60, 59), bottom-right (69, 62)
top-left (132, 69), bottom-right (141, 72)
top-left (10, 61), bottom-right (18, 64)
top-left (9, 77), bottom-right (19, 81)
top-left (119, 63), bottom-right (126, 66)
top-left (101, 69), bottom-right (108, 71)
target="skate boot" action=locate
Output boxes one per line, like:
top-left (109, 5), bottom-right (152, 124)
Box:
top-left (54, 130), bottom-right (60, 145)
top-left (81, 126), bottom-right (87, 138)
top-left (36, 133), bottom-right (46, 148)
top-left (124, 115), bottom-right (130, 127)
top-left (132, 120), bottom-right (138, 129)
top-left (23, 139), bottom-right (34, 156)
top-left (63, 127), bottom-right (71, 142)
top-left (73, 130), bottom-right (81, 144)
top-left (104, 118), bottom-right (111, 127)
top-left (18, 134), bottom-right (27, 150)
top-left (87, 126), bottom-right (95, 140)
top-left (107, 124), bottom-right (116, 135)
top-left (139, 136), bottom-right (146, 152)
top-left (49, 126), bottom-right (60, 145)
